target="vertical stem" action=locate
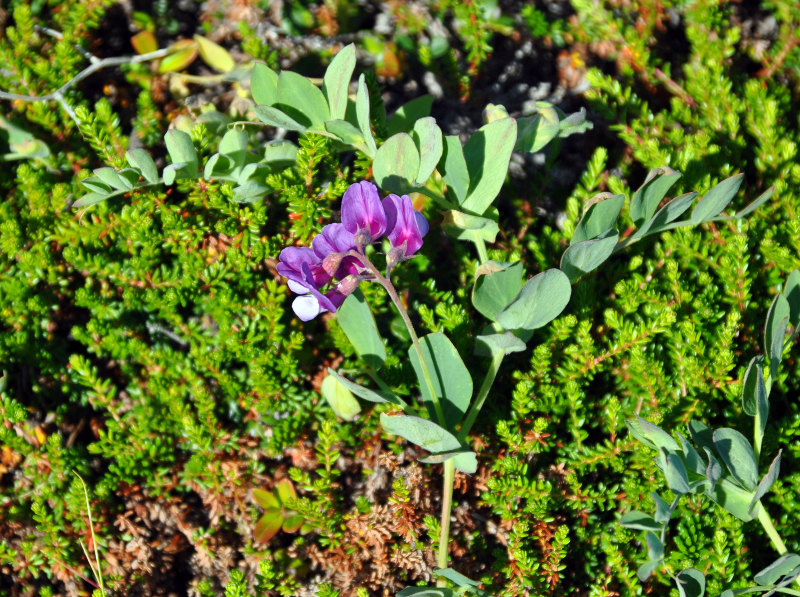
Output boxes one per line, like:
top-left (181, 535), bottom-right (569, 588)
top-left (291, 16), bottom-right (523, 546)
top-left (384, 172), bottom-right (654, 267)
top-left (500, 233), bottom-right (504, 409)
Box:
top-left (349, 251), bottom-right (446, 425)
top-left (459, 350), bottom-right (505, 438)
top-left (437, 458), bottom-right (456, 579)
top-left (473, 239), bottom-right (489, 264)
top-left (757, 502), bottom-right (788, 555)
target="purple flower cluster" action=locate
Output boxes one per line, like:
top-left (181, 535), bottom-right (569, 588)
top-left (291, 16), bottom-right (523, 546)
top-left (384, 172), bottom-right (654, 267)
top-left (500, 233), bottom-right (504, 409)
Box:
top-left (277, 181), bottom-right (429, 321)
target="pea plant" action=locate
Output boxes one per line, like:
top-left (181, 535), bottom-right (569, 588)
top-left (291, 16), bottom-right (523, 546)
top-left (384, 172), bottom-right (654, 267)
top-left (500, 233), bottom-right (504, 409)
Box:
top-left (71, 43), bottom-right (774, 594)
top-left (622, 270), bottom-right (800, 597)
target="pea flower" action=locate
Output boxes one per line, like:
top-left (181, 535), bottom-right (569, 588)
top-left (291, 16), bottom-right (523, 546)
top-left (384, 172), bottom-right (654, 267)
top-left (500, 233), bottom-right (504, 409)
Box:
top-left (276, 246), bottom-right (346, 321)
top-left (341, 181), bottom-right (386, 250)
top-left (312, 223), bottom-right (359, 278)
top-left (383, 193), bottom-right (429, 269)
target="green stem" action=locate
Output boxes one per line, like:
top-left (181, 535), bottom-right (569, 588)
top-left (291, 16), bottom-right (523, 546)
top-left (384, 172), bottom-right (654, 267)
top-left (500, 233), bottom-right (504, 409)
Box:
top-left (349, 251), bottom-right (446, 426)
top-left (757, 502), bottom-right (788, 555)
top-left (473, 239), bottom-right (490, 264)
top-left (437, 458), bottom-right (456, 580)
top-left (460, 349), bottom-right (505, 439)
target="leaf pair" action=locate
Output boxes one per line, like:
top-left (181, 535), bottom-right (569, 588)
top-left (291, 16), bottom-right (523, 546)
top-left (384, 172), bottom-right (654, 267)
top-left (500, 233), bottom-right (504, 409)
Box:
top-left (251, 45), bottom-right (377, 157)
top-left (252, 479), bottom-right (305, 542)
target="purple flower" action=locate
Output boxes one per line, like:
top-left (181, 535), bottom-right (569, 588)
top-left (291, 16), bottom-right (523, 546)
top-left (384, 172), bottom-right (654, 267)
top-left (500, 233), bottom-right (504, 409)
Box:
top-left (383, 193), bottom-right (429, 260)
top-left (277, 246), bottom-right (344, 320)
top-left (312, 223), bottom-right (360, 278)
top-left (341, 181), bottom-right (386, 249)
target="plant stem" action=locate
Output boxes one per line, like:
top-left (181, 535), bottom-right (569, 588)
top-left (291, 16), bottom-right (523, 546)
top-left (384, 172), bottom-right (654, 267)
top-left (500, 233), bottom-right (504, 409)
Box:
top-left (757, 502), bottom-right (788, 555)
top-left (460, 349), bottom-right (505, 438)
top-left (348, 251), bottom-right (446, 426)
top-left (437, 458), bottom-right (456, 581)
top-left (473, 239), bottom-right (490, 264)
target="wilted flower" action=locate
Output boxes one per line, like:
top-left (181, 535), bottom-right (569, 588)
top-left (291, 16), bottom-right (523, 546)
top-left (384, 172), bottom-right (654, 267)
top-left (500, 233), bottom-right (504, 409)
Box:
top-left (341, 181), bottom-right (386, 249)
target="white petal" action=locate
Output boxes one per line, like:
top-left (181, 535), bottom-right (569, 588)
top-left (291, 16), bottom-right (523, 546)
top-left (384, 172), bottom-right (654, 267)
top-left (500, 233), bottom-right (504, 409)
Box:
top-left (288, 280), bottom-right (310, 295)
top-left (292, 295), bottom-right (325, 321)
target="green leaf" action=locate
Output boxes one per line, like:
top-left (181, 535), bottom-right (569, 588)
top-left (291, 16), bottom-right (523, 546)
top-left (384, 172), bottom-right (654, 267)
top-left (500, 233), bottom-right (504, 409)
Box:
top-left (408, 332), bottom-right (472, 427)
top-left (320, 374), bottom-right (361, 421)
top-left (661, 451), bottom-right (690, 494)
top-left (193, 34), bottom-right (235, 72)
top-left (560, 229), bottom-right (619, 282)
top-left (204, 153), bottom-right (233, 178)
top-left (636, 192), bottom-right (698, 238)
top-left (252, 488), bottom-right (280, 510)
top-left (80, 177), bottom-right (113, 195)
top-left (219, 128), bottom-right (249, 166)
top-left (356, 74), bottom-right (377, 157)
top-left (72, 192), bottom-right (109, 208)
top-left (275, 479), bottom-right (296, 504)
top-left (336, 289), bottom-right (386, 370)
top-left (380, 413), bottom-right (462, 453)
top-left (282, 513), bottom-right (304, 533)
top-left (434, 568), bottom-right (480, 587)
top-left (734, 186), bottom-right (774, 219)
top-left (637, 559), bottom-right (661, 581)
top-left (627, 416), bottom-right (680, 452)
top-left (263, 140), bottom-right (298, 166)
top-left (324, 119), bottom-right (366, 149)
top-left (688, 420), bottom-right (715, 455)
top-left (675, 568), bottom-right (705, 597)
top-left (93, 167), bottom-right (132, 191)
top-left (126, 148), bottom-right (159, 183)
top-left (251, 63), bottom-right (278, 106)
top-left (412, 117), bottom-right (443, 185)
top-left (326, 369), bottom-right (404, 407)
top-left (472, 260), bottom-right (524, 321)
top-left (387, 95), bottom-right (434, 136)
top-left (373, 133), bottom-right (420, 196)
top-left (496, 268), bottom-right (571, 332)
top-left (754, 553), bottom-right (800, 586)
top-left (704, 448), bottom-right (722, 488)
top-left (652, 492), bottom-right (671, 523)
top-left (571, 193), bottom-right (624, 243)
top-left (619, 511), bottom-right (661, 532)
top-left (420, 450), bottom-right (478, 473)
top-left (783, 269), bottom-right (800, 327)
top-left (461, 118), bottom-right (517, 215)
top-left (713, 428), bottom-right (758, 490)
top-left (276, 71), bottom-right (329, 129)
top-left (515, 103), bottom-right (559, 153)
top-left (691, 173), bottom-right (744, 224)
top-left (254, 510), bottom-right (284, 542)
top-left (164, 130), bottom-right (198, 176)
top-left (322, 44), bottom-right (355, 120)
top-left (630, 167), bottom-right (681, 227)
top-left (748, 450), bottom-right (782, 515)
top-left (645, 532), bottom-right (664, 561)
top-left (558, 107), bottom-right (593, 138)
top-left (765, 293), bottom-right (790, 380)
top-left (742, 359), bottom-right (768, 435)
top-left (439, 136), bottom-right (469, 204)
top-left (475, 332), bottom-right (527, 358)
top-left (441, 209), bottom-right (498, 243)
top-left (677, 432), bottom-right (704, 475)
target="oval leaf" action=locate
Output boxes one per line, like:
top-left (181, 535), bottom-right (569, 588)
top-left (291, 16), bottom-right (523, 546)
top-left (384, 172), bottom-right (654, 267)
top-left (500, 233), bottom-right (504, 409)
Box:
top-left (251, 63), bottom-right (278, 106)
top-left (320, 374), bottom-right (361, 421)
top-left (322, 44), bottom-right (355, 120)
top-left (472, 260), bottom-right (524, 321)
top-left (194, 34), bottom-right (235, 72)
top-left (412, 117), bottom-right (443, 184)
top-left (630, 167), bottom-right (681, 227)
top-left (373, 133), bottom-right (420, 196)
top-left (496, 268), bottom-right (571, 332)
top-left (754, 553), bottom-right (800, 586)
top-left (336, 289), bottom-right (386, 370)
top-left (379, 413), bottom-right (462, 454)
top-left (126, 148), bottom-right (159, 183)
top-left (676, 568), bottom-right (705, 597)
top-left (560, 229), bottom-right (619, 282)
top-left (408, 332), bottom-right (472, 427)
top-left (254, 511), bottom-right (284, 542)
top-left (461, 118), bottom-right (517, 215)
top-left (571, 193), bottom-right (624, 243)
top-left (276, 71), bottom-right (330, 129)
top-left (712, 428), bottom-right (758, 490)
top-left (619, 511), bottom-right (661, 532)
top-left (691, 173), bottom-right (744, 224)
